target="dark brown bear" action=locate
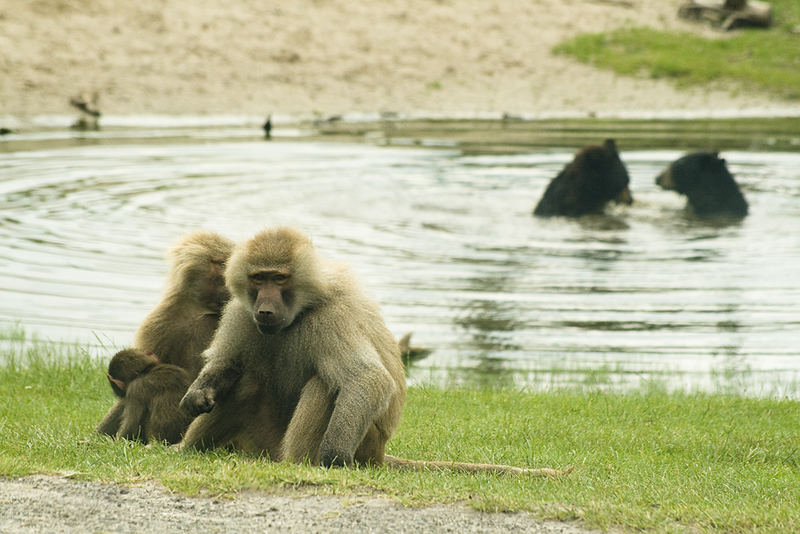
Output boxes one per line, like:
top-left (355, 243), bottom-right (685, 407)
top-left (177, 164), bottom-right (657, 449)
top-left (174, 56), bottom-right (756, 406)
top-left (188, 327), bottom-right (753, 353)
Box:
top-left (656, 152), bottom-right (748, 218)
top-left (533, 139), bottom-right (633, 217)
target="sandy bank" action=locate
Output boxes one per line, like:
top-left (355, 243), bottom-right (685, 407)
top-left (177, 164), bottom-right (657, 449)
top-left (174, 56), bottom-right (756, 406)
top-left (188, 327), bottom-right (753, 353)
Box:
top-left (1, 0), bottom-right (798, 121)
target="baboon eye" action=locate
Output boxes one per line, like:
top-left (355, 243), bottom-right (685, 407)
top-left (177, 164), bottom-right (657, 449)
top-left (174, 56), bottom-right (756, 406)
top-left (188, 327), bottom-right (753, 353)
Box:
top-left (273, 274), bottom-right (289, 283)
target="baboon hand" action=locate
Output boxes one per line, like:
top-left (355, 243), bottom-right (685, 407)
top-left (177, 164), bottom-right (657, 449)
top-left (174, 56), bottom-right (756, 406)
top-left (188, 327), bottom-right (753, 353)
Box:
top-left (320, 444), bottom-right (354, 468)
top-left (180, 387), bottom-right (216, 416)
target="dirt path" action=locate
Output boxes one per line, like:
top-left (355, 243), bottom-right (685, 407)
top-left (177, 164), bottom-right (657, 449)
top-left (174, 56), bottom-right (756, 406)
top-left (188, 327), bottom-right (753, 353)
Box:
top-left (0, 475), bottom-right (601, 534)
top-left (1, 0), bottom-right (796, 119)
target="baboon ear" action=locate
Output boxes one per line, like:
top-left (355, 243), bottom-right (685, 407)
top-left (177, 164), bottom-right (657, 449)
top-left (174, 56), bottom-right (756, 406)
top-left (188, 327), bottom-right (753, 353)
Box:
top-left (108, 374), bottom-right (126, 392)
top-left (603, 138), bottom-right (617, 152)
top-left (144, 350), bottom-right (160, 363)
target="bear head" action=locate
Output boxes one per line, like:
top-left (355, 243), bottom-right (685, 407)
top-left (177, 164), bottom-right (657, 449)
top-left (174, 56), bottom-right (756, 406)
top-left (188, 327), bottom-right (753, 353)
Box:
top-left (656, 152), bottom-right (748, 218)
top-left (533, 139), bottom-right (633, 217)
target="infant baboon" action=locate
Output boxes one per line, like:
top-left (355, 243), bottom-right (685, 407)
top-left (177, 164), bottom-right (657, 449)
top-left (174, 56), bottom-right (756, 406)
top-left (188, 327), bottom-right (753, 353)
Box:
top-left (95, 348), bottom-right (192, 444)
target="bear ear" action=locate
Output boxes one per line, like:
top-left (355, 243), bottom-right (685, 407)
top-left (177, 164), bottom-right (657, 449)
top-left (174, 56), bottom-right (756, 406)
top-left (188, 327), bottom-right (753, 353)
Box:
top-left (603, 138), bottom-right (617, 152)
top-left (700, 151), bottom-right (723, 168)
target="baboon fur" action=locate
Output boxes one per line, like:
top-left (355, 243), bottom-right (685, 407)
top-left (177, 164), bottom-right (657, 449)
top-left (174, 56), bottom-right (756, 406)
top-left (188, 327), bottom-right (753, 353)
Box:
top-left (135, 231), bottom-right (234, 379)
top-left (96, 348), bottom-right (192, 444)
top-left (179, 227), bottom-right (406, 467)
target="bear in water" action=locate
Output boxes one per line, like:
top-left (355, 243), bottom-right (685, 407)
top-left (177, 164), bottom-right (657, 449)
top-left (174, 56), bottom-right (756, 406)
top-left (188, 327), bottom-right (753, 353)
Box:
top-left (656, 152), bottom-right (748, 219)
top-left (533, 139), bottom-right (633, 217)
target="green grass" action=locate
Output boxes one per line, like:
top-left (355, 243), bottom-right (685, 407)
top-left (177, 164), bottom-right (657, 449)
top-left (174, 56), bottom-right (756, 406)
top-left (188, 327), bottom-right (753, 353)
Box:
top-left (553, 0), bottom-right (800, 100)
top-left (2, 337), bottom-right (799, 532)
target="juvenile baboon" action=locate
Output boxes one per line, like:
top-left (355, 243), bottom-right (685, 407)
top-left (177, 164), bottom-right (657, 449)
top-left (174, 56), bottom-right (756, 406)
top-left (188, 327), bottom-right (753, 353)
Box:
top-left (178, 227), bottom-right (564, 476)
top-left (135, 231), bottom-right (235, 379)
top-left (95, 348), bottom-right (192, 444)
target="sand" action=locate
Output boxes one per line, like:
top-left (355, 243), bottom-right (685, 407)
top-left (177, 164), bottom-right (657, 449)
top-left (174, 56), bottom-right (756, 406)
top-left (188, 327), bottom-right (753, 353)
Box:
top-left (1, 0), bottom-right (797, 120)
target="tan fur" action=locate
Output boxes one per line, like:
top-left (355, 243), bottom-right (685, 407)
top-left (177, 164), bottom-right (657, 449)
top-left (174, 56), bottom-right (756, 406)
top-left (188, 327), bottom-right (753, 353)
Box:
top-left (178, 227), bottom-right (567, 476)
top-left (397, 332), bottom-right (433, 363)
top-left (134, 231), bottom-right (234, 379)
top-left (179, 227), bottom-right (406, 466)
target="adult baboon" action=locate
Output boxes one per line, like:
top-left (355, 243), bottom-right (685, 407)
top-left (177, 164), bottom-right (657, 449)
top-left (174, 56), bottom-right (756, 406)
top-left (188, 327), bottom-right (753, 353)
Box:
top-left (135, 231), bottom-right (235, 379)
top-left (179, 226), bottom-right (405, 466)
top-left (95, 348), bottom-right (192, 444)
top-left (178, 227), bottom-right (564, 476)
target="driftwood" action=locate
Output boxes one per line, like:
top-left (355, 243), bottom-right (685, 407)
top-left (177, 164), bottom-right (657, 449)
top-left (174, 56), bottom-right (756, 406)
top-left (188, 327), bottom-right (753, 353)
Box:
top-left (678, 0), bottom-right (772, 30)
top-left (69, 91), bottom-right (101, 130)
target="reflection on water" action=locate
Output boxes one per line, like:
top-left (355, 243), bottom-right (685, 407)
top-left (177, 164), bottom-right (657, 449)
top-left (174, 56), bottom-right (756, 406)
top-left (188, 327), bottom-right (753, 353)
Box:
top-left (1, 129), bottom-right (799, 396)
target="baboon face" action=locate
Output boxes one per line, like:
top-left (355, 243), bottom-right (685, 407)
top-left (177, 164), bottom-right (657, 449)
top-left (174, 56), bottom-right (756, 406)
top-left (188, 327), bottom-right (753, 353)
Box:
top-left (227, 227), bottom-right (325, 336)
top-left (107, 349), bottom-right (158, 397)
top-left (168, 231), bottom-right (234, 314)
top-left (248, 269), bottom-right (297, 334)
top-left (187, 256), bottom-right (230, 313)
top-left (205, 257), bottom-right (230, 312)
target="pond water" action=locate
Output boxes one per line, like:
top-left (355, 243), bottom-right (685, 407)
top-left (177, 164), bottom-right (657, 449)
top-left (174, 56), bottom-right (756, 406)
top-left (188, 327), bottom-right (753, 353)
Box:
top-left (1, 123), bottom-right (799, 395)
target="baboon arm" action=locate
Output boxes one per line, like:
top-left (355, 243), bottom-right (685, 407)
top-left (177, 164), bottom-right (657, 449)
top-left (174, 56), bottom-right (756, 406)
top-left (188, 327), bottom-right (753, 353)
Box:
top-left (280, 376), bottom-right (334, 463)
top-left (180, 351), bottom-right (242, 416)
top-left (117, 401), bottom-right (146, 442)
top-left (181, 304), bottom-right (249, 415)
top-left (196, 356), bottom-right (242, 394)
top-left (317, 348), bottom-right (395, 466)
top-left (95, 400), bottom-right (124, 436)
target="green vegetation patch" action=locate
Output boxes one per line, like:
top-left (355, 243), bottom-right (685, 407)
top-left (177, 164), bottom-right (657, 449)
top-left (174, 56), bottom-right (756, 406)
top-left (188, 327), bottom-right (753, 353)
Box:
top-left (2, 339), bottom-right (800, 532)
top-left (554, 1), bottom-right (800, 100)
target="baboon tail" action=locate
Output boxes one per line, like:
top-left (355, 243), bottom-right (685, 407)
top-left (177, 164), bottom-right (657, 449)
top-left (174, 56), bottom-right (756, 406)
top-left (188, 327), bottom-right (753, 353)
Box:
top-left (383, 454), bottom-right (571, 477)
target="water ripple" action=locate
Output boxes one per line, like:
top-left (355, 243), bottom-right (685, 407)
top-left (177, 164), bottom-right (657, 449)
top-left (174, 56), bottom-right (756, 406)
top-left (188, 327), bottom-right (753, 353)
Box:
top-left (1, 139), bottom-right (799, 395)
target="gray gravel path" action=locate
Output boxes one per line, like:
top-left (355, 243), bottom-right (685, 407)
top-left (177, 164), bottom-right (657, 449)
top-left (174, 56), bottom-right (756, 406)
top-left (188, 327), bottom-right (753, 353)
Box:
top-left (0, 475), bottom-right (600, 533)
